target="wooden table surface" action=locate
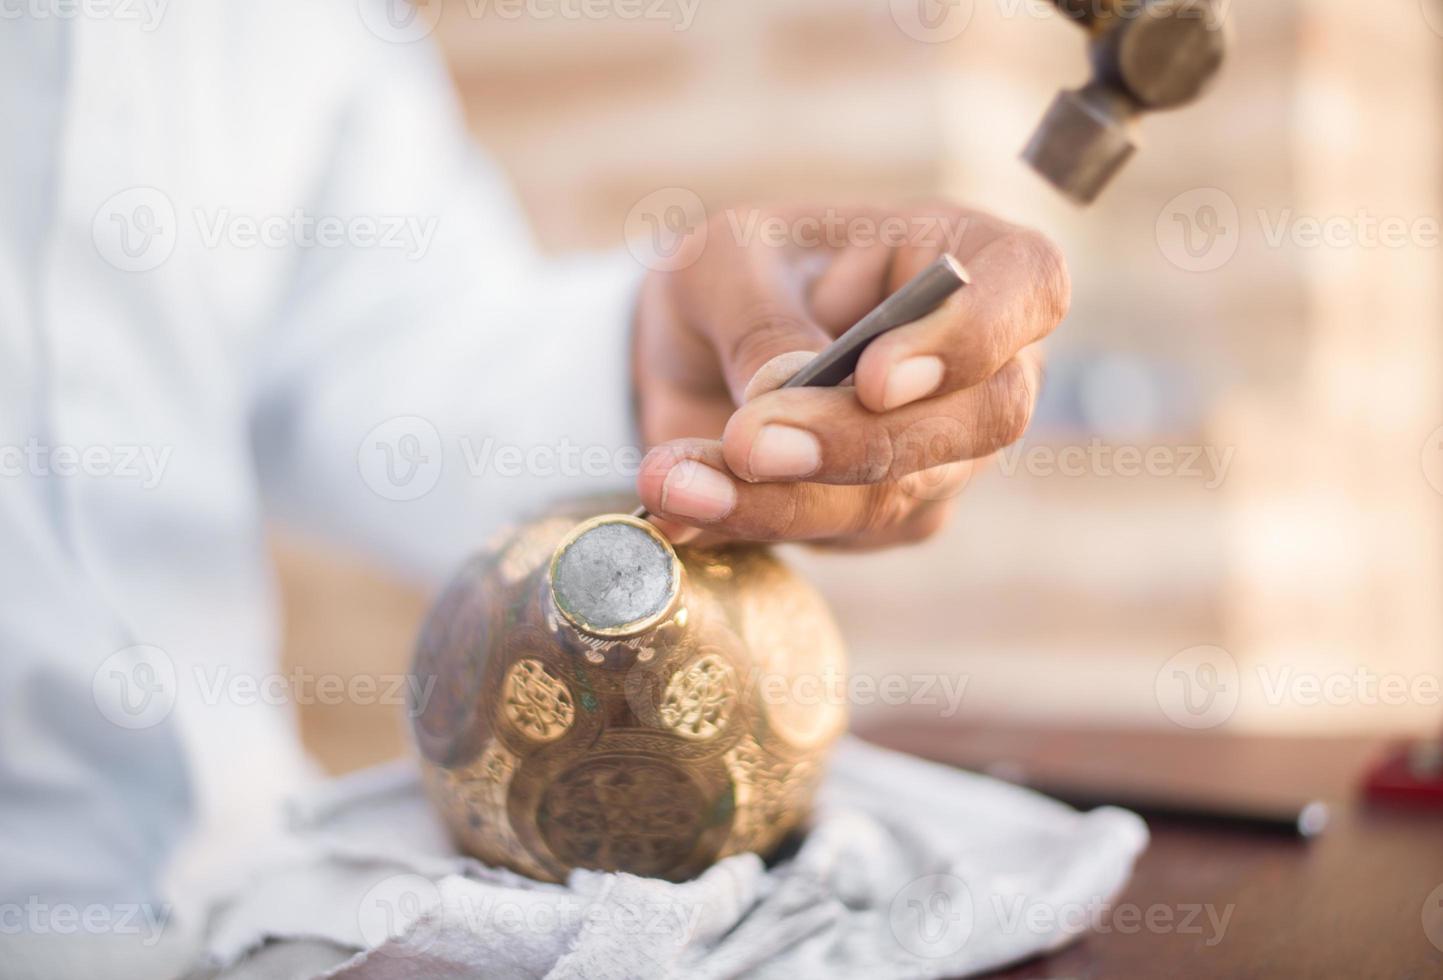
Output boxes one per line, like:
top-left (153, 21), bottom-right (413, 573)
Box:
top-left (857, 719), bottom-right (1443, 980)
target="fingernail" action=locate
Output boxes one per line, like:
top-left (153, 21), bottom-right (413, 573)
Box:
top-left (651, 517), bottom-right (702, 546)
top-left (882, 356), bottom-right (945, 410)
top-left (661, 461), bottom-right (737, 522)
top-left (668, 525), bottom-right (702, 546)
top-left (747, 424), bottom-right (821, 480)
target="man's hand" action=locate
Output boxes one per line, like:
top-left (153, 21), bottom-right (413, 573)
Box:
top-left (632, 203), bottom-right (1069, 548)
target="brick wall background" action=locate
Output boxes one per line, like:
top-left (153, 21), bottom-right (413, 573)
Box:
top-left (280, 0), bottom-right (1443, 773)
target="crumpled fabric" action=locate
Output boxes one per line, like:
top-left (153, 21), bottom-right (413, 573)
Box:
top-left (190, 737), bottom-right (1148, 979)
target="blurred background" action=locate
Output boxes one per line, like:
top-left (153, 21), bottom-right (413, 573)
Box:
top-left (279, 0), bottom-right (1443, 774)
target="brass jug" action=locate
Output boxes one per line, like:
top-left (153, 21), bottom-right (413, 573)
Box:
top-left (408, 506), bottom-right (848, 883)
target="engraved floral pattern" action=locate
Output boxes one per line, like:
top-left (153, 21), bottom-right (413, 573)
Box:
top-left (539, 759), bottom-right (704, 876)
top-left (658, 654), bottom-right (736, 740)
top-left (502, 658), bottom-right (575, 742)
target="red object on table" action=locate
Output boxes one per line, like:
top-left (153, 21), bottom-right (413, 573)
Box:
top-left (1363, 740), bottom-right (1443, 807)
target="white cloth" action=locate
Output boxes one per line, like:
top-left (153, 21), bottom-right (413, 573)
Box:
top-left (191, 739), bottom-right (1148, 980)
top-left (0, 2), bottom-right (639, 907)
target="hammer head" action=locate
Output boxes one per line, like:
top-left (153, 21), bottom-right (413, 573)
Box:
top-left (1023, 0), bottom-right (1229, 205)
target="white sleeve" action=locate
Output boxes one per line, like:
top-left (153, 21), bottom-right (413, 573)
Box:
top-left (251, 36), bottom-right (644, 582)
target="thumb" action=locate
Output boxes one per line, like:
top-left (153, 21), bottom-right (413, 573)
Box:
top-left (705, 268), bottom-right (832, 404)
top-left (741, 350), bottom-right (819, 402)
